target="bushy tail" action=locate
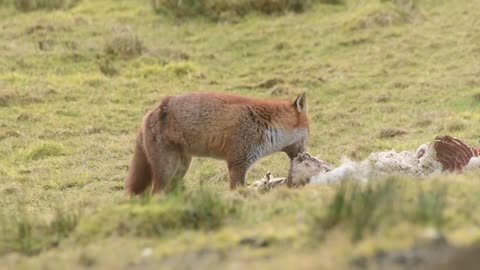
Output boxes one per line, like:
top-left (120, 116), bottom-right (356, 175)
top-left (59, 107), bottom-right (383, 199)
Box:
top-left (125, 131), bottom-right (152, 196)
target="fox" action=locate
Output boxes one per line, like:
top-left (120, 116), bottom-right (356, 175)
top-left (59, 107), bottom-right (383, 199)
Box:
top-left (125, 92), bottom-right (309, 195)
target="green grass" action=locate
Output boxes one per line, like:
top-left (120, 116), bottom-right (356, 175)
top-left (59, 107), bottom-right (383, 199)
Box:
top-left (1, 0), bottom-right (480, 269)
top-left (74, 188), bottom-right (240, 240)
top-left (0, 206), bottom-right (78, 256)
top-left (23, 141), bottom-right (66, 160)
top-left (310, 177), bottom-right (449, 242)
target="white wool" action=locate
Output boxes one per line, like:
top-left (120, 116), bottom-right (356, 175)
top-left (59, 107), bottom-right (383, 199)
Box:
top-left (361, 150), bottom-right (422, 176)
top-left (309, 150), bottom-right (422, 185)
top-left (309, 159), bottom-right (365, 184)
top-left (253, 141), bottom-right (446, 192)
top-left (249, 172), bottom-right (287, 192)
top-left (250, 179), bottom-right (267, 191)
top-left (289, 153), bottom-right (334, 186)
top-left (417, 143), bottom-right (444, 175)
top-left (415, 143), bottom-right (429, 159)
top-left (465, 157), bottom-right (480, 171)
top-left (309, 142), bottom-right (443, 185)
top-left (250, 172), bottom-right (272, 192)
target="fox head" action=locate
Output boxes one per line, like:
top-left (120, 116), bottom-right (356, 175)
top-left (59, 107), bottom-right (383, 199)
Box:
top-left (282, 93), bottom-right (309, 160)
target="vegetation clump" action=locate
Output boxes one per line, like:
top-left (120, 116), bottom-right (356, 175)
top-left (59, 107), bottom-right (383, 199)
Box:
top-left (151, 0), bottom-right (343, 20)
top-left (24, 142), bottom-right (65, 161)
top-left (75, 189), bottom-right (240, 240)
top-left (104, 27), bottom-right (144, 59)
top-left (309, 178), bottom-right (448, 241)
top-left (0, 0), bottom-right (81, 11)
top-left (0, 209), bottom-right (78, 256)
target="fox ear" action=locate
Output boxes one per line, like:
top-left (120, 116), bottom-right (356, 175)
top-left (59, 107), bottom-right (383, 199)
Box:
top-left (293, 92), bottom-right (307, 113)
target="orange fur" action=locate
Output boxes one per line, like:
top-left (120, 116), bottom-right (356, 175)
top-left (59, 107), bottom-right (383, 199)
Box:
top-left (125, 92), bottom-right (309, 195)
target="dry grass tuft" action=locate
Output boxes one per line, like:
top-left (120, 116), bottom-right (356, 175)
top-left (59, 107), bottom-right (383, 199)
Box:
top-left (104, 27), bottom-right (144, 59)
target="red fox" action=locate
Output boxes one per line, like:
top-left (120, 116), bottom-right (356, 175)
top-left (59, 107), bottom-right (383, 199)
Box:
top-left (125, 92), bottom-right (309, 195)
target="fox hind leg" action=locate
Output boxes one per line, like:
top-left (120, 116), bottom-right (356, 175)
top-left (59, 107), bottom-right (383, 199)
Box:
top-left (142, 130), bottom-right (187, 194)
top-left (165, 154), bottom-right (192, 193)
top-left (145, 145), bottom-right (182, 194)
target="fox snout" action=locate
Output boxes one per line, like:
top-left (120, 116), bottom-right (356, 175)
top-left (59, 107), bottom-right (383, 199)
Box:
top-left (283, 138), bottom-right (307, 160)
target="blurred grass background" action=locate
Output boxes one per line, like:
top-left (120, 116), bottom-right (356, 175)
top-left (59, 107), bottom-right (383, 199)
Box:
top-left (1, 0), bottom-right (480, 269)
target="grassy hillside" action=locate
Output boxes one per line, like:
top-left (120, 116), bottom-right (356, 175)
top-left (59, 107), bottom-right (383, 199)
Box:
top-left (1, 0), bottom-right (480, 269)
